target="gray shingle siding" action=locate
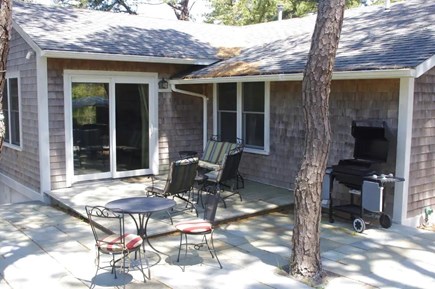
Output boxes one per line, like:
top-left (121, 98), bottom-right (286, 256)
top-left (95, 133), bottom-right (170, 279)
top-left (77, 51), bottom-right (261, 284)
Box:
top-left (0, 29), bottom-right (40, 192)
top-left (408, 67), bottom-right (435, 218)
top-left (237, 79), bottom-right (399, 215)
top-left (47, 67), bottom-right (67, 190)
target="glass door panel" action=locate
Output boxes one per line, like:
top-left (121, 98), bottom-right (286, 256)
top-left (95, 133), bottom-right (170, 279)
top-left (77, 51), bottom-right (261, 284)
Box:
top-left (115, 83), bottom-right (149, 172)
top-left (72, 83), bottom-right (110, 176)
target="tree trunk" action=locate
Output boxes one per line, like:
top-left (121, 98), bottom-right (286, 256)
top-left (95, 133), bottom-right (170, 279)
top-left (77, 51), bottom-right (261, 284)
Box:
top-left (168, 0), bottom-right (190, 21)
top-left (290, 0), bottom-right (345, 283)
top-left (0, 0), bottom-right (13, 152)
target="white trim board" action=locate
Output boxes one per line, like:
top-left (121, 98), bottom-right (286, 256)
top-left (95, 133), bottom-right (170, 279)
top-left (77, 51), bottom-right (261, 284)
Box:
top-left (0, 173), bottom-right (43, 202)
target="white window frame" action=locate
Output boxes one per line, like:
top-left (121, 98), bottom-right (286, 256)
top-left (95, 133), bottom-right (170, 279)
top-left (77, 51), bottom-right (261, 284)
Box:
top-left (3, 71), bottom-right (22, 150)
top-left (213, 81), bottom-right (270, 155)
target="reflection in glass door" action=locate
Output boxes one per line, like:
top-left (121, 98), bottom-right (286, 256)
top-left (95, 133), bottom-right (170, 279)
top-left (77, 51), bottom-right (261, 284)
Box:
top-left (115, 83), bottom-right (149, 172)
top-left (72, 83), bottom-right (110, 176)
top-left (70, 78), bottom-right (151, 181)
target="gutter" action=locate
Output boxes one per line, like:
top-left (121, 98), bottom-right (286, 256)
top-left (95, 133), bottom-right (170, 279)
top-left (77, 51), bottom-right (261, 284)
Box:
top-left (41, 50), bottom-right (217, 66)
top-left (169, 69), bottom-right (417, 85)
top-left (170, 84), bottom-right (208, 149)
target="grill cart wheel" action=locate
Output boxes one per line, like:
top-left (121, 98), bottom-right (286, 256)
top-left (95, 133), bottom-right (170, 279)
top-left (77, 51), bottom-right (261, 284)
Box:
top-left (379, 213), bottom-right (392, 228)
top-left (353, 217), bottom-right (366, 233)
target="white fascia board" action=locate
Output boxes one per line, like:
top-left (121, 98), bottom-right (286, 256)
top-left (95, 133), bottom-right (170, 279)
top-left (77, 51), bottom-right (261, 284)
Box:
top-left (170, 74), bottom-right (304, 84)
top-left (12, 22), bottom-right (43, 56)
top-left (40, 50), bottom-right (217, 65)
top-left (414, 55), bottom-right (435, 78)
top-left (170, 69), bottom-right (416, 84)
top-left (332, 69), bottom-right (416, 79)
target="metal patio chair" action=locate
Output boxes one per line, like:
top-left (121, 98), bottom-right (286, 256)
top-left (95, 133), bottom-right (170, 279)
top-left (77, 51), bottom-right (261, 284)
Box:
top-left (203, 147), bottom-right (243, 208)
top-left (146, 157), bottom-right (199, 216)
top-left (175, 192), bottom-right (222, 269)
top-left (85, 205), bottom-right (148, 282)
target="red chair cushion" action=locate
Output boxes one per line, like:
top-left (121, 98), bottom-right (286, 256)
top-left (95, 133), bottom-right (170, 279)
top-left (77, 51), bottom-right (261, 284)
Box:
top-left (98, 233), bottom-right (143, 252)
top-left (175, 220), bottom-right (212, 233)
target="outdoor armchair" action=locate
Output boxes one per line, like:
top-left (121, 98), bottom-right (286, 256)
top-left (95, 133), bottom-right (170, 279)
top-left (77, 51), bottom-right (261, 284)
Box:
top-left (146, 157), bottom-right (199, 216)
top-left (203, 146), bottom-right (243, 208)
top-left (198, 135), bottom-right (244, 189)
top-left (175, 192), bottom-right (222, 269)
top-left (85, 205), bottom-right (148, 282)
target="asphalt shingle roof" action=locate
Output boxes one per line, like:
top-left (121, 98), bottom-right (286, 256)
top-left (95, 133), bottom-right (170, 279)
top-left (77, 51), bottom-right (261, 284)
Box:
top-left (13, 1), bottom-right (244, 62)
top-left (184, 0), bottom-right (435, 78)
top-left (12, 0), bottom-right (435, 78)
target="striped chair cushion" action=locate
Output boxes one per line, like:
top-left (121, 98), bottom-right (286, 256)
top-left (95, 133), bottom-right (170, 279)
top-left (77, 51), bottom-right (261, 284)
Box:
top-left (202, 140), bottom-right (220, 163)
top-left (98, 233), bottom-right (143, 253)
top-left (201, 141), bottom-right (239, 166)
top-left (175, 220), bottom-right (212, 233)
top-left (198, 160), bottom-right (221, 171)
top-left (215, 142), bottom-right (232, 164)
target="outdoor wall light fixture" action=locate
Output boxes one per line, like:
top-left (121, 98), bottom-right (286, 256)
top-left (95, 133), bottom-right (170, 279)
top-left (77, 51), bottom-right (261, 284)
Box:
top-left (158, 78), bottom-right (169, 89)
top-left (25, 50), bottom-right (34, 60)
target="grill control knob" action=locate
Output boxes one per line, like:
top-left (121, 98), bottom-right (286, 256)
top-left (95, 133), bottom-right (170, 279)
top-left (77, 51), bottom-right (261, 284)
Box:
top-left (372, 174), bottom-right (378, 178)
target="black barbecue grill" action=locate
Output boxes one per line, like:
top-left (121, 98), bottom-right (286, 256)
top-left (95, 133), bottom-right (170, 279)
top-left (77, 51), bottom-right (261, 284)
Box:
top-left (322, 120), bottom-right (404, 233)
top-left (331, 120), bottom-right (389, 189)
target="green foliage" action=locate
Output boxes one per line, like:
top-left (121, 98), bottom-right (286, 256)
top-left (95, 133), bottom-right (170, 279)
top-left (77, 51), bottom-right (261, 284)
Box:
top-left (205, 0), bottom-right (361, 25)
top-left (72, 83), bottom-right (107, 125)
top-left (57, 0), bottom-right (191, 17)
top-left (57, 0), bottom-right (138, 14)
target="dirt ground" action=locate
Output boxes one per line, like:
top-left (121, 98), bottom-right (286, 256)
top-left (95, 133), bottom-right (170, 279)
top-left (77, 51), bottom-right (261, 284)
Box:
top-left (418, 223), bottom-right (435, 232)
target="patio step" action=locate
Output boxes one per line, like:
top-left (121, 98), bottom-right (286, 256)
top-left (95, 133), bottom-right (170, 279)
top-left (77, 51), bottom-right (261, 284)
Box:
top-left (44, 179), bottom-right (294, 238)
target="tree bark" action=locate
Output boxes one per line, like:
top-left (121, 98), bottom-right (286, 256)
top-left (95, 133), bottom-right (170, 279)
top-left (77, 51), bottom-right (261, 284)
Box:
top-left (290, 0), bottom-right (345, 283)
top-left (168, 0), bottom-right (190, 21)
top-left (0, 0), bottom-right (13, 152)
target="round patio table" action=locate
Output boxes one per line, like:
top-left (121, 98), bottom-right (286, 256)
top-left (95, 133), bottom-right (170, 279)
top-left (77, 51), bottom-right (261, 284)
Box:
top-left (106, 196), bottom-right (176, 254)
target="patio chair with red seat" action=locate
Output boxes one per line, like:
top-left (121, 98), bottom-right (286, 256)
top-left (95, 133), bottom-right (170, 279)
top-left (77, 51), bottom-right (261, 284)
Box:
top-left (85, 205), bottom-right (148, 282)
top-left (175, 192), bottom-right (222, 269)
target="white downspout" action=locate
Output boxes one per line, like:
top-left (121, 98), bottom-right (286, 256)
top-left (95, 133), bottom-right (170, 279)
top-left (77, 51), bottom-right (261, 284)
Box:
top-left (170, 84), bottom-right (208, 149)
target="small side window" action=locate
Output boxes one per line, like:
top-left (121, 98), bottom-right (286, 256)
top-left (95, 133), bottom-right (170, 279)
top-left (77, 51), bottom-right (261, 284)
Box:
top-left (216, 82), bottom-right (269, 154)
top-left (2, 74), bottom-right (21, 148)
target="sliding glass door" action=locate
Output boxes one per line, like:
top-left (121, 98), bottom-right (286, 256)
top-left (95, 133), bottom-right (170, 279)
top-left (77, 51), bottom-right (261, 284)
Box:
top-left (114, 83), bottom-right (149, 172)
top-left (65, 72), bottom-right (158, 184)
top-left (72, 82), bottom-right (110, 176)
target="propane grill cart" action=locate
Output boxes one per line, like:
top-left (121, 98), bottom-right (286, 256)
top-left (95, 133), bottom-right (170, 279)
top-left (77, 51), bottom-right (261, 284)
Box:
top-left (321, 120), bottom-right (405, 233)
top-left (322, 169), bottom-right (404, 233)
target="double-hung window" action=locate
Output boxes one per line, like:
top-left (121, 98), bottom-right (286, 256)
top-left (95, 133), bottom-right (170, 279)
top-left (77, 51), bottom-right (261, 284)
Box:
top-left (216, 82), bottom-right (269, 154)
top-left (2, 73), bottom-right (21, 148)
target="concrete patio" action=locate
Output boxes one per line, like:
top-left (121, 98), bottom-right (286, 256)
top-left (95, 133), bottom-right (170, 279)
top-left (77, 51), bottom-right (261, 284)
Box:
top-left (45, 178), bottom-right (294, 238)
top-left (1, 198), bottom-right (435, 288)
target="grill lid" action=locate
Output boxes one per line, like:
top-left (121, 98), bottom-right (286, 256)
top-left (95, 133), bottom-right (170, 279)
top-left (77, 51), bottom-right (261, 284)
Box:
top-left (351, 120), bottom-right (389, 163)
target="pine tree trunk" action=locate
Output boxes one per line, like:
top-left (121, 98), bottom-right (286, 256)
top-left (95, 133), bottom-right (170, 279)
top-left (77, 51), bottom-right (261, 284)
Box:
top-left (0, 0), bottom-right (12, 152)
top-left (290, 0), bottom-right (345, 283)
